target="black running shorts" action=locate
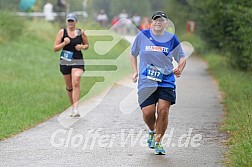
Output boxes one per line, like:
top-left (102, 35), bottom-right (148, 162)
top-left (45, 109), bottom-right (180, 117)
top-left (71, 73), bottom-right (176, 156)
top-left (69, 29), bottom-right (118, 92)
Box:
top-left (138, 87), bottom-right (176, 109)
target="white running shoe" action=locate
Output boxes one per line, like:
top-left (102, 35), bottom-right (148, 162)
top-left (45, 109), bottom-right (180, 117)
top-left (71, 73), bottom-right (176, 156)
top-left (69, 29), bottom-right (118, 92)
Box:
top-left (70, 108), bottom-right (80, 117)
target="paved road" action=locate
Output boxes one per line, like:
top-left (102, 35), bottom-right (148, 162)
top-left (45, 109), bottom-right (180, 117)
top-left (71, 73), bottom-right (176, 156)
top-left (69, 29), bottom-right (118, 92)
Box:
top-left (0, 36), bottom-right (226, 167)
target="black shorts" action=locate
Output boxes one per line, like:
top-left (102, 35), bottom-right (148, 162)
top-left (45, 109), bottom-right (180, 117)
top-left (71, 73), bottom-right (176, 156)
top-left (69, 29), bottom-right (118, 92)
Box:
top-left (60, 65), bottom-right (84, 75)
top-left (138, 87), bottom-right (176, 109)
top-left (59, 59), bottom-right (85, 75)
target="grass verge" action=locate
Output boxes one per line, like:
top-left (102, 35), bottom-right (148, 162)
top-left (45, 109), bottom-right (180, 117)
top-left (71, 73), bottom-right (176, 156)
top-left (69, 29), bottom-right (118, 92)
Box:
top-left (204, 53), bottom-right (252, 166)
top-left (181, 32), bottom-right (252, 166)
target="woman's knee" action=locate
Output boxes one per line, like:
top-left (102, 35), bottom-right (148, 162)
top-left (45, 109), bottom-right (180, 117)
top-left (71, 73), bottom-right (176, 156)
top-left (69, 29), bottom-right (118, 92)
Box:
top-left (65, 83), bottom-right (73, 91)
top-left (72, 81), bottom-right (80, 88)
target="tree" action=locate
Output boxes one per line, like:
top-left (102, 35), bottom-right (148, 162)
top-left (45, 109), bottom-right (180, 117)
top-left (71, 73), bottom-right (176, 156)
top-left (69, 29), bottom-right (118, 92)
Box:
top-left (149, 0), bottom-right (168, 11)
top-left (0, 0), bottom-right (21, 11)
top-left (187, 0), bottom-right (252, 72)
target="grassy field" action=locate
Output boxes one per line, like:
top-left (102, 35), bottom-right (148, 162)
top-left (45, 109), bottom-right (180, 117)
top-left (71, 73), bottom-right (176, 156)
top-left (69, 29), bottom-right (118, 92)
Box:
top-left (0, 16), bottom-right (131, 140)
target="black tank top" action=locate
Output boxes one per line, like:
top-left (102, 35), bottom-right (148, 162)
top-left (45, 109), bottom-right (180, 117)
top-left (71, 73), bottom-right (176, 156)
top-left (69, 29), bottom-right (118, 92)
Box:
top-left (61, 28), bottom-right (83, 59)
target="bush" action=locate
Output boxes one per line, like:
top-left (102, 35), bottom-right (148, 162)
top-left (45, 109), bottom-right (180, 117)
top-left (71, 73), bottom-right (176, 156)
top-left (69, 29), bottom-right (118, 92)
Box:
top-left (188, 0), bottom-right (252, 72)
top-left (229, 4), bottom-right (252, 72)
top-left (0, 11), bottom-right (26, 43)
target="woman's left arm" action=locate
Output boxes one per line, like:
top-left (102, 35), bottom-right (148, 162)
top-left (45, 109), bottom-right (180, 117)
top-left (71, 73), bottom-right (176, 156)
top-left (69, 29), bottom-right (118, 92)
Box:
top-left (81, 30), bottom-right (89, 50)
top-left (75, 30), bottom-right (89, 51)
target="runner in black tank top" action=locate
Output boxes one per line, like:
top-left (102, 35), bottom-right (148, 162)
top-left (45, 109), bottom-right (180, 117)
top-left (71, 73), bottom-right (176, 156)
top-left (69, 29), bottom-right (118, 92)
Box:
top-left (61, 28), bottom-right (83, 59)
top-left (59, 28), bottom-right (85, 73)
top-left (54, 13), bottom-right (89, 117)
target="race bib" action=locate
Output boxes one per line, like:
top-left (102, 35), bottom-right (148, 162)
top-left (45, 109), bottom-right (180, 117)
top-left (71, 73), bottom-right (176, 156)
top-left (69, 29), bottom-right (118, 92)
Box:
top-left (146, 64), bottom-right (164, 82)
top-left (60, 50), bottom-right (73, 61)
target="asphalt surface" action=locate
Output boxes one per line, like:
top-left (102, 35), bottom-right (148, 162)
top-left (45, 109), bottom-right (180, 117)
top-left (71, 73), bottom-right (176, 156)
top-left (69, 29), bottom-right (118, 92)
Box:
top-left (0, 36), bottom-right (226, 167)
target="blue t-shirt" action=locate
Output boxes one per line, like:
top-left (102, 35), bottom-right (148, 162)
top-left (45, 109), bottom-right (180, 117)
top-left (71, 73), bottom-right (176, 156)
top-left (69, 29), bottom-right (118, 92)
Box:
top-left (131, 29), bottom-right (185, 90)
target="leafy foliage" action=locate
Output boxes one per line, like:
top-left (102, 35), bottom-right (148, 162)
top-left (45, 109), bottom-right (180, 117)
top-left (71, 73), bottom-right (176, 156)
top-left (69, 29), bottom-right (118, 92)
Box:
top-left (0, 0), bottom-right (19, 11)
top-left (186, 0), bottom-right (252, 72)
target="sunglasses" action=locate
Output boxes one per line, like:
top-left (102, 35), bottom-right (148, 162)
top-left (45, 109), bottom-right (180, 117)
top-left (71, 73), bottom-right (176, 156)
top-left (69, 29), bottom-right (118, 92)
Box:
top-left (67, 20), bottom-right (75, 22)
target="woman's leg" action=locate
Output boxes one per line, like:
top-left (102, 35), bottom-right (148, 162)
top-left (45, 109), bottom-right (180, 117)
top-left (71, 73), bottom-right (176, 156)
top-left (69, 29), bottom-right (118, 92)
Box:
top-left (71, 68), bottom-right (84, 109)
top-left (63, 74), bottom-right (73, 105)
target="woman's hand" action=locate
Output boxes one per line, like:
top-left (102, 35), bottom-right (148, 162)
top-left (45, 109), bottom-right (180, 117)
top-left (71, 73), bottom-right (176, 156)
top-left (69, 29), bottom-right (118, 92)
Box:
top-left (53, 30), bottom-right (70, 52)
top-left (75, 44), bottom-right (87, 51)
top-left (75, 44), bottom-right (82, 51)
top-left (63, 37), bottom-right (70, 45)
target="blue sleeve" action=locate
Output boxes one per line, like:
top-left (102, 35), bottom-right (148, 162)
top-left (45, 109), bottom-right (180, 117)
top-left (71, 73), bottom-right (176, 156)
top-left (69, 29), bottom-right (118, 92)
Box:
top-left (172, 35), bottom-right (185, 63)
top-left (131, 33), bottom-right (140, 57)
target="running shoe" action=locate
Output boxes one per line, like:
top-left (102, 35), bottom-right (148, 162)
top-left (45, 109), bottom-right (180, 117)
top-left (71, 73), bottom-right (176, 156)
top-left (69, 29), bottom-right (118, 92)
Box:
top-left (147, 131), bottom-right (155, 149)
top-left (70, 108), bottom-right (80, 117)
top-left (154, 142), bottom-right (166, 155)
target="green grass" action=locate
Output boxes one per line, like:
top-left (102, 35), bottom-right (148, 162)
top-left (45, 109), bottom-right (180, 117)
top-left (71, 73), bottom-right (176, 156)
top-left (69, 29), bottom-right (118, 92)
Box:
top-left (0, 18), bottom-right (131, 140)
top-left (204, 54), bottom-right (252, 166)
top-left (0, 20), bottom-right (66, 139)
top-left (0, 11), bottom-right (26, 43)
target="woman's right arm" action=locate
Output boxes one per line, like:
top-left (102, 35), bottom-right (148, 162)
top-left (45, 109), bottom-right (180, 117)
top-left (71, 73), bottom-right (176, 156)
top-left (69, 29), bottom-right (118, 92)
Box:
top-left (53, 29), bottom-right (70, 52)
